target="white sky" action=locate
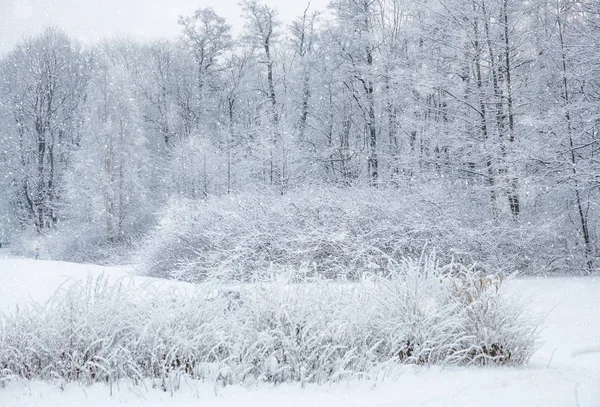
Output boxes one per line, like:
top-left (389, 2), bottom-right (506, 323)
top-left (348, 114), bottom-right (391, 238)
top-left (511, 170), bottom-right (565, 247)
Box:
top-left (0, 0), bottom-right (330, 54)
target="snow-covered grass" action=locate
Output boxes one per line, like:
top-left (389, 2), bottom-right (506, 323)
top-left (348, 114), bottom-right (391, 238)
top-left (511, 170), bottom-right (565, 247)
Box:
top-left (0, 256), bottom-right (538, 390)
top-left (1, 256), bottom-right (599, 406)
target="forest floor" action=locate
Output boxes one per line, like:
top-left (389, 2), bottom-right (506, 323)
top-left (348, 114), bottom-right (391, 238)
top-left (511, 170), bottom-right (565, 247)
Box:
top-left (0, 256), bottom-right (599, 406)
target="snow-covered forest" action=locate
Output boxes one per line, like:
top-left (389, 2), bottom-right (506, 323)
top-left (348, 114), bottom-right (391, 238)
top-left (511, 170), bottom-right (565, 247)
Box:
top-left (0, 0), bottom-right (598, 276)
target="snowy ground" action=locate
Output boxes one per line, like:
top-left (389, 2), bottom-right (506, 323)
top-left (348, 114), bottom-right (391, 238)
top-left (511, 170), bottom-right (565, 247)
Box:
top-left (1, 255), bottom-right (599, 406)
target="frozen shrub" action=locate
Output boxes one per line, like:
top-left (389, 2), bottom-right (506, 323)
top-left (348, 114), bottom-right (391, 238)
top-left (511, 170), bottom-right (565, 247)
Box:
top-left (370, 257), bottom-right (540, 367)
top-left (446, 267), bottom-right (539, 365)
top-left (139, 188), bottom-right (568, 283)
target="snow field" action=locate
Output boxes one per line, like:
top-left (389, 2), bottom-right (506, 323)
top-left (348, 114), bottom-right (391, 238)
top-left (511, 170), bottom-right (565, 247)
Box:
top-left (0, 257), bottom-right (599, 406)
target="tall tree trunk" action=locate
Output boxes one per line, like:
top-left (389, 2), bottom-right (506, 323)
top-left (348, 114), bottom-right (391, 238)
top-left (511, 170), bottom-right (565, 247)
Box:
top-left (366, 46), bottom-right (378, 185)
top-left (474, 11), bottom-right (499, 218)
top-left (557, 10), bottom-right (593, 273)
top-left (502, 0), bottom-right (520, 217)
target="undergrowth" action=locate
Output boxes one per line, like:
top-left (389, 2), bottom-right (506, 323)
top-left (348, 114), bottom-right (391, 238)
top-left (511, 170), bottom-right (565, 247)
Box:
top-left (139, 188), bottom-right (568, 282)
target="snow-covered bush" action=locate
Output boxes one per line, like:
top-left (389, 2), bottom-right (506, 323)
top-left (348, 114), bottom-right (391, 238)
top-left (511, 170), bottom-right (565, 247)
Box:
top-left (0, 257), bottom-right (540, 389)
top-left (7, 220), bottom-right (146, 266)
top-left (369, 257), bottom-right (539, 366)
top-left (447, 267), bottom-right (539, 365)
top-left (138, 187), bottom-right (567, 283)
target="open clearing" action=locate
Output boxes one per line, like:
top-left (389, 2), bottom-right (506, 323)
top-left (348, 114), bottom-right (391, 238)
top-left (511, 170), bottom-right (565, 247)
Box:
top-left (1, 256), bottom-right (599, 406)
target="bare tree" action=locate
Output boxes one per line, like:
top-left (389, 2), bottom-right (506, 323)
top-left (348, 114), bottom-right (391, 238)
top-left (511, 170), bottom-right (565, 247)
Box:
top-left (0, 28), bottom-right (89, 231)
top-left (179, 7), bottom-right (232, 118)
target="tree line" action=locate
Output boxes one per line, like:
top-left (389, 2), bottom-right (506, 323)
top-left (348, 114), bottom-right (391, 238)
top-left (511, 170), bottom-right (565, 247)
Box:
top-left (0, 0), bottom-right (598, 272)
